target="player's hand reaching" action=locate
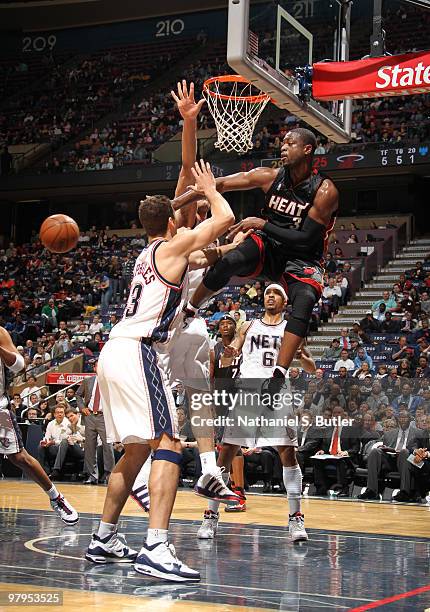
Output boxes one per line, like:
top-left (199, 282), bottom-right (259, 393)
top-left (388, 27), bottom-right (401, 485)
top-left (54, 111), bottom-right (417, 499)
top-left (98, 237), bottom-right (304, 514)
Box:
top-left (171, 80), bottom-right (205, 121)
top-left (189, 159), bottom-right (216, 196)
top-left (227, 217), bottom-right (265, 240)
top-left (223, 344), bottom-right (238, 358)
top-left (230, 228), bottom-right (254, 246)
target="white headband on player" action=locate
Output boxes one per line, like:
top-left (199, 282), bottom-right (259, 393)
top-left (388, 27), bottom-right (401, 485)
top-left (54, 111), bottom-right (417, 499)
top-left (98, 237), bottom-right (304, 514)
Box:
top-left (264, 283), bottom-right (288, 302)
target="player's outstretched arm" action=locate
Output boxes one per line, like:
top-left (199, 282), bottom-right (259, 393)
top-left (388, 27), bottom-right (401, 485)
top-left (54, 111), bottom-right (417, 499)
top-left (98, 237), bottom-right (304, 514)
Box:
top-left (0, 327), bottom-right (25, 372)
top-left (167, 160), bottom-right (235, 258)
top-left (172, 166), bottom-right (277, 211)
top-left (189, 229), bottom-right (253, 270)
top-left (172, 80), bottom-right (205, 227)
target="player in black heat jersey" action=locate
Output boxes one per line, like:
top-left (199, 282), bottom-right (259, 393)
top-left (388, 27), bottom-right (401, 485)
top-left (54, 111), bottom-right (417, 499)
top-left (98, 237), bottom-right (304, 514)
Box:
top-left (174, 127), bottom-right (339, 382)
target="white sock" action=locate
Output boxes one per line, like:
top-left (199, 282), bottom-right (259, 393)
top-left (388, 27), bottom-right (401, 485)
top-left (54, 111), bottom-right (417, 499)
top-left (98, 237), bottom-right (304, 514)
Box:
top-left (200, 451), bottom-right (217, 475)
top-left (207, 471), bottom-right (229, 514)
top-left (146, 528), bottom-right (168, 546)
top-left (283, 465), bottom-right (302, 516)
top-left (46, 485), bottom-right (59, 500)
top-left (97, 521), bottom-right (117, 539)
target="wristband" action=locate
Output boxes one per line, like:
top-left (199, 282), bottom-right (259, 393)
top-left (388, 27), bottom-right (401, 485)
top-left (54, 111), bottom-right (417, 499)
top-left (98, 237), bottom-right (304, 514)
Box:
top-left (9, 353), bottom-right (25, 374)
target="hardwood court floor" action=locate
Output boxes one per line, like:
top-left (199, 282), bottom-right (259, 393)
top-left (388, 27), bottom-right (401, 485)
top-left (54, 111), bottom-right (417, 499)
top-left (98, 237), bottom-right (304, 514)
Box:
top-left (0, 481), bottom-right (429, 611)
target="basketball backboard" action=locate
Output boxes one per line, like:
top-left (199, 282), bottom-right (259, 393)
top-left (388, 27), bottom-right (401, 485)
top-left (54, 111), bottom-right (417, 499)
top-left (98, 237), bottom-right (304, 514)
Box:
top-left (227, 0), bottom-right (351, 143)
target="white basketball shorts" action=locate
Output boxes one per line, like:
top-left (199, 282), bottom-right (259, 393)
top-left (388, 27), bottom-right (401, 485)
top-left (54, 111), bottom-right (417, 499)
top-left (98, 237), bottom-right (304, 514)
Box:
top-left (97, 337), bottom-right (178, 444)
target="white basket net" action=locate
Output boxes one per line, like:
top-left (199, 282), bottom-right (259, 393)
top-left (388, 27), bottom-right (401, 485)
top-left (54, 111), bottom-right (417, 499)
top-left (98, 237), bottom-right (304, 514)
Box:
top-left (203, 76), bottom-right (270, 154)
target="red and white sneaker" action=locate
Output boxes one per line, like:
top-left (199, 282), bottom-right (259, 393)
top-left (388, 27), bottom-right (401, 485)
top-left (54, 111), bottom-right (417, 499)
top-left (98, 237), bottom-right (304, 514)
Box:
top-left (288, 512), bottom-right (308, 542)
top-left (50, 494), bottom-right (79, 525)
top-left (194, 468), bottom-right (240, 504)
top-left (224, 491), bottom-right (246, 513)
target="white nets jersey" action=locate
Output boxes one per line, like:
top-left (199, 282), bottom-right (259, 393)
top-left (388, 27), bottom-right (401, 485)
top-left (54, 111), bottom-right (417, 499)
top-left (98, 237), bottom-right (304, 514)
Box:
top-left (110, 239), bottom-right (189, 345)
top-left (239, 318), bottom-right (287, 378)
top-left (187, 268), bottom-right (206, 302)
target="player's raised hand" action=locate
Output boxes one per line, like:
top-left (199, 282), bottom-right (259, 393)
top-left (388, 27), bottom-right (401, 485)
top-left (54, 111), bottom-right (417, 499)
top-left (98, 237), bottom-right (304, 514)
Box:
top-left (189, 159), bottom-right (216, 196)
top-left (171, 80), bottom-right (205, 121)
top-left (223, 344), bottom-right (238, 358)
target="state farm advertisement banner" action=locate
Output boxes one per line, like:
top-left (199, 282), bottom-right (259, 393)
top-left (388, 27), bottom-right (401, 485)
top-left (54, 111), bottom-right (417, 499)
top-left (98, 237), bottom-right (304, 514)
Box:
top-left (312, 50), bottom-right (430, 101)
top-left (46, 372), bottom-right (93, 385)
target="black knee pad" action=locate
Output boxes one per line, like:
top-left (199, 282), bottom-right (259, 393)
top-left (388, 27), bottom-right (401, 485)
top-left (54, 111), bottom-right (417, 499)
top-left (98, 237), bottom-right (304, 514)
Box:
top-left (285, 282), bottom-right (319, 338)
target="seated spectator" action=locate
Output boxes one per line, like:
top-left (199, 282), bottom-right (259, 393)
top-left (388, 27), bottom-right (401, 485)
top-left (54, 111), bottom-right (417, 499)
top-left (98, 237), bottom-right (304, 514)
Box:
top-left (372, 291), bottom-right (397, 315)
top-left (349, 322), bottom-right (373, 345)
top-left (413, 318), bottom-right (430, 343)
top-left (237, 286), bottom-right (252, 307)
top-left (65, 387), bottom-right (79, 410)
top-left (392, 335), bottom-right (416, 363)
top-left (21, 375), bottom-right (41, 406)
top-left (335, 272), bottom-right (349, 305)
top-left (358, 411), bottom-right (423, 501)
top-left (338, 327), bottom-right (351, 350)
top-left (52, 332), bottom-right (71, 358)
top-left (296, 411), bottom-right (320, 476)
top-left (380, 312), bottom-right (401, 333)
top-left (41, 298), bottom-right (59, 330)
top-left (334, 349), bottom-right (355, 372)
top-left (322, 278), bottom-right (341, 319)
top-left (347, 234), bottom-right (359, 244)
top-left (360, 311), bottom-right (380, 334)
top-left (419, 291), bottom-right (430, 316)
top-left (23, 407), bottom-right (41, 425)
top-left (72, 322), bottom-right (92, 344)
top-left (30, 354), bottom-right (49, 377)
top-left (312, 406), bottom-right (360, 496)
top-left (49, 407), bottom-right (85, 480)
top-left (374, 303), bottom-right (387, 323)
top-left (397, 358), bottom-right (412, 378)
top-left (400, 312), bottom-right (417, 333)
top-left (415, 355), bottom-right (430, 378)
top-left (88, 314), bottom-right (104, 335)
top-left (401, 440), bottom-right (430, 502)
top-left (325, 253), bottom-right (337, 274)
top-left (288, 367), bottom-right (307, 391)
top-left (38, 404), bottom-right (71, 474)
top-left (361, 412), bottom-right (383, 438)
top-left (353, 361), bottom-right (373, 380)
top-left (354, 347), bottom-right (374, 372)
top-left (334, 367), bottom-right (351, 392)
top-left (348, 338), bottom-right (361, 360)
top-left (375, 364), bottom-right (389, 381)
top-left (323, 338), bottom-right (342, 360)
top-left (323, 384), bottom-right (346, 409)
top-left (10, 393), bottom-right (26, 420)
top-left (367, 381), bottom-right (389, 412)
top-left (392, 383), bottom-right (423, 415)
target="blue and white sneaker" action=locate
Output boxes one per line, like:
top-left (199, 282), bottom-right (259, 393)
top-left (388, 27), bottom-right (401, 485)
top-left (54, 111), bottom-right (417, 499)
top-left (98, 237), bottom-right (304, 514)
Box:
top-left (134, 542), bottom-right (200, 582)
top-left (194, 467), bottom-right (240, 504)
top-left (130, 483), bottom-right (150, 513)
top-left (85, 531), bottom-right (138, 564)
top-left (50, 494), bottom-right (79, 525)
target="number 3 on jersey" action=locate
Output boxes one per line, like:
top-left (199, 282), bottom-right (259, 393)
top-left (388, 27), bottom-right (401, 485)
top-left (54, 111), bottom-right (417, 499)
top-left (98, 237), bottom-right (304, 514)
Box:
top-left (125, 284), bottom-right (143, 318)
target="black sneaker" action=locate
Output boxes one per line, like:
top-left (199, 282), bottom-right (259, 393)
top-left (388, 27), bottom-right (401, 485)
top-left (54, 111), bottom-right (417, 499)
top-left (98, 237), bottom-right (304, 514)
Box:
top-left (392, 490), bottom-right (411, 503)
top-left (260, 368), bottom-right (286, 411)
top-left (357, 488), bottom-right (379, 500)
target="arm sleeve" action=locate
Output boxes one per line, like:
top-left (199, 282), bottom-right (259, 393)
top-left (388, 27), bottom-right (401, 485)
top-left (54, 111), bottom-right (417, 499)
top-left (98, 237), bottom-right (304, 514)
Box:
top-left (262, 216), bottom-right (327, 255)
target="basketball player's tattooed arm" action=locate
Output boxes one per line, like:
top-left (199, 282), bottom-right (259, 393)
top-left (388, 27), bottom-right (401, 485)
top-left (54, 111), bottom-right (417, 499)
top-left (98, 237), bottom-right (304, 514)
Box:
top-left (172, 166), bottom-right (277, 211)
top-left (220, 321), bottom-right (251, 367)
top-left (172, 80), bottom-right (205, 228)
top-left (228, 179), bottom-right (339, 255)
top-left (0, 327), bottom-right (25, 373)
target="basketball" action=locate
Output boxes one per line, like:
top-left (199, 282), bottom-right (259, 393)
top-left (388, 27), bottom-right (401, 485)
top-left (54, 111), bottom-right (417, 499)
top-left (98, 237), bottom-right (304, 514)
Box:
top-left (39, 214), bottom-right (80, 253)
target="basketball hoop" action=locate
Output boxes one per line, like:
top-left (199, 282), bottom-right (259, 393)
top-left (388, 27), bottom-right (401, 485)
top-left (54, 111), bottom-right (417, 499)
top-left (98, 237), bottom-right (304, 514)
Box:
top-left (203, 75), bottom-right (271, 154)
